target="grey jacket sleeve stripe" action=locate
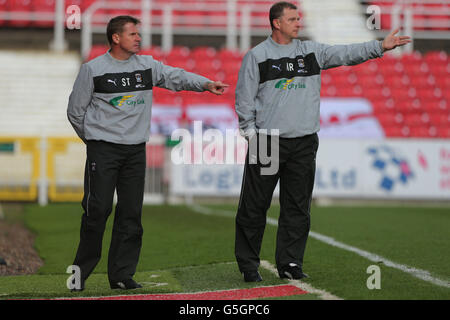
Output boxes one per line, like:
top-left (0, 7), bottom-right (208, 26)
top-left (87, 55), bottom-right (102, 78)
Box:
top-left (67, 63), bottom-right (94, 142)
top-left (235, 51), bottom-right (260, 135)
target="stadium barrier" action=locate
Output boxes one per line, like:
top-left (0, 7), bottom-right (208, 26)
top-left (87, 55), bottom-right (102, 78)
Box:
top-left (0, 135), bottom-right (166, 205)
top-left (0, 137), bottom-right (40, 202)
top-left (47, 137), bottom-right (85, 203)
top-left (2, 135), bottom-right (449, 204)
top-left (170, 138), bottom-right (450, 200)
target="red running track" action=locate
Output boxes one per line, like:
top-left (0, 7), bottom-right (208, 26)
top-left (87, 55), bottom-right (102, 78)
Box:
top-left (60, 285), bottom-right (307, 300)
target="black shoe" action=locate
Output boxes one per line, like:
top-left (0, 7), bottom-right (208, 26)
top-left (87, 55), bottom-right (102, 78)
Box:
top-left (110, 279), bottom-right (143, 290)
top-left (279, 263), bottom-right (309, 280)
top-left (243, 271), bottom-right (263, 282)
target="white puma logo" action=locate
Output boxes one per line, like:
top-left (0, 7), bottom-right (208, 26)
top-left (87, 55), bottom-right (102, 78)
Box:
top-left (107, 79), bottom-right (117, 86)
top-left (272, 65), bottom-right (281, 71)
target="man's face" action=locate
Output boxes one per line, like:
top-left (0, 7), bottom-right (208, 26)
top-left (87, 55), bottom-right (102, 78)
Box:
top-left (275, 8), bottom-right (301, 39)
top-left (114, 22), bottom-right (141, 54)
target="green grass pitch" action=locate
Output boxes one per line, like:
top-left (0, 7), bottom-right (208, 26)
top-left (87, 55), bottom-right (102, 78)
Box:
top-left (0, 202), bottom-right (448, 300)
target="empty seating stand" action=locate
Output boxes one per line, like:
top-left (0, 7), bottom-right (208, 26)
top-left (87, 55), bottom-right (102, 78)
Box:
top-left (370, 0), bottom-right (450, 31)
top-left (0, 0), bottom-right (300, 30)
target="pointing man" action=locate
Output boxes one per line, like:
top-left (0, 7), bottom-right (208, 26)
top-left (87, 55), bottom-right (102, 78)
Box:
top-left (67, 15), bottom-right (228, 291)
top-left (234, 1), bottom-right (410, 282)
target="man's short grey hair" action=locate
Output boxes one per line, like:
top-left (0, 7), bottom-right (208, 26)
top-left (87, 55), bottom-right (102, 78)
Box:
top-left (269, 2), bottom-right (297, 30)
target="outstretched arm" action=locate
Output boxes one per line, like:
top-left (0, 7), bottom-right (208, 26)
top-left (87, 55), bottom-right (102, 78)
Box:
top-left (381, 28), bottom-right (412, 52)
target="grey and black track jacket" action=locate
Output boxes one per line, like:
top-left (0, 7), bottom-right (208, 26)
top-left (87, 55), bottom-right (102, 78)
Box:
top-left (68, 51), bottom-right (211, 144)
top-left (235, 36), bottom-right (384, 138)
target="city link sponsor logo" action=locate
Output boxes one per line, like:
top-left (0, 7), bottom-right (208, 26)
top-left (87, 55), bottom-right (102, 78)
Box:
top-left (275, 79), bottom-right (306, 90)
top-left (109, 95), bottom-right (145, 107)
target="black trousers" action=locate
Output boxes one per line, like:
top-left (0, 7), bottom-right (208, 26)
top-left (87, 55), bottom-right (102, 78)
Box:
top-left (235, 133), bottom-right (319, 274)
top-left (73, 140), bottom-right (146, 285)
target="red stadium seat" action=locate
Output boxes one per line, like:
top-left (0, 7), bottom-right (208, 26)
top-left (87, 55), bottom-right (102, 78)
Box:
top-left (384, 125), bottom-right (411, 138)
top-left (416, 87), bottom-right (444, 100)
top-left (154, 88), bottom-right (183, 105)
top-left (173, 9), bottom-right (206, 28)
top-left (80, 0), bottom-right (97, 12)
top-left (364, 87), bottom-right (384, 100)
top-left (424, 51), bottom-right (448, 64)
top-left (403, 62), bottom-right (430, 76)
top-left (404, 113), bottom-right (430, 127)
top-left (429, 112), bottom-right (450, 127)
top-left (191, 47), bottom-right (217, 60)
top-left (139, 46), bottom-right (164, 61)
top-left (409, 125), bottom-right (438, 138)
top-left (395, 99), bottom-right (422, 113)
top-left (435, 75), bottom-right (450, 91)
top-left (352, 61), bottom-right (378, 76)
top-left (357, 74), bottom-right (383, 88)
top-left (422, 99), bottom-right (448, 113)
top-left (32, 0), bottom-right (55, 28)
top-left (165, 57), bottom-right (196, 71)
top-left (426, 125), bottom-right (439, 138)
top-left (378, 53), bottom-right (398, 65)
top-left (413, 14), bottom-right (427, 30)
top-left (321, 85), bottom-right (337, 97)
top-left (383, 75), bottom-right (410, 88)
top-left (86, 45), bottom-right (108, 61)
top-left (221, 60), bottom-right (242, 76)
top-left (0, 0), bottom-right (8, 26)
top-left (437, 126), bottom-right (450, 138)
top-left (425, 3), bottom-right (448, 31)
top-left (153, 94), bottom-right (182, 105)
top-left (379, 61), bottom-right (405, 76)
top-left (409, 74), bottom-right (436, 88)
top-left (321, 73), bottom-right (333, 85)
top-left (401, 52), bottom-right (423, 64)
top-left (224, 72), bottom-right (239, 86)
top-left (375, 112), bottom-right (404, 127)
top-left (212, 71), bottom-right (226, 82)
top-left (216, 49), bottom-right (243, 62)
top-left (428, 63), bottom-right (450, 77)
top-left (106, 8), bottom-right (141, 20)
top-left (371, 98), bottom-right (396, 113)
top-left (390, 87), bottom-right (418, 101)
top-left (335, 86), bottom-right (360, 97)
top-left (165, 46), bottom-right (190, 59)
top-left (195, 59), bottom-right (222, 72)
top-left (7, 0), bottom-right (32, 27)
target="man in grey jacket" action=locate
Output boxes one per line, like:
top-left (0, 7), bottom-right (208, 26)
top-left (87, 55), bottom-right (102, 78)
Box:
top-left (234, 1), bottom-right (410, 282)
top-left (67, 15), bottom-right (228, 291)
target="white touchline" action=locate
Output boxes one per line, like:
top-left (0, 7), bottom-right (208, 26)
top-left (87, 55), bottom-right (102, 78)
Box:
top-left (306, 227), bottom-right (450, 289)
top-left (188, 204), bottom-right (450, 289)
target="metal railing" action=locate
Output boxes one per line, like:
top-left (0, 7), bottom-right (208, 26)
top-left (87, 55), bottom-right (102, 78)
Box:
top-left (0, 0), bottom-right (449, 56)
top-left (0, 135), bottom-right (166, 206)
top-left (80, 0), bottom-right (305, 59)
top-left (361, 0), bottom-right (450, 42)
top-left (0, 0), bottom-right (306, 57)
